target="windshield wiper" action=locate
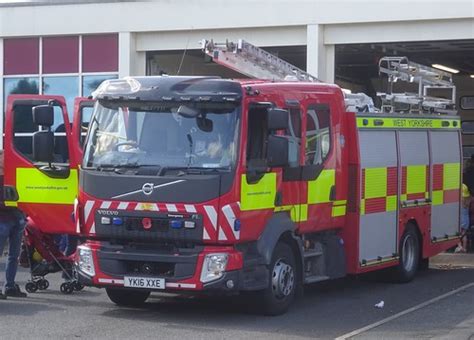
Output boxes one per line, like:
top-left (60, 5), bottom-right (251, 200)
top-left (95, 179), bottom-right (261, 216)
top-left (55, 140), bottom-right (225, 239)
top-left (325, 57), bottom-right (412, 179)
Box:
top-left (159, 166), bottom-right (231, 176)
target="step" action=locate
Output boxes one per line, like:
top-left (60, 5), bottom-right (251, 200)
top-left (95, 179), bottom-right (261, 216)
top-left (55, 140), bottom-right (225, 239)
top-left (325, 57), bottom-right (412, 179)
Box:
top-left (304, 275), bottom-right (330, 284)
top-left (303, 250), bottom-right (323, 258)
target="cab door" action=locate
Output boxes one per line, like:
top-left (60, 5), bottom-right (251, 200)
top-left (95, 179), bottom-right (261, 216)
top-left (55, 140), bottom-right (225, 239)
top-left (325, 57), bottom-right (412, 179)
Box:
top-left (4, 95), bottom-right (78, 234)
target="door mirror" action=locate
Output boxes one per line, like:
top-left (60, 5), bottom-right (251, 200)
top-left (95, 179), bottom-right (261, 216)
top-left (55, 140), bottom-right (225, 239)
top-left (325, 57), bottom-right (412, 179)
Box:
top-left (33, 131), bottom-right (55, 163)
top-left (267, 108), bottom-right (289, 131)
top-left (32, 105), bottom-right (54, 127)
top-left (267, 135), bottom-right (289, 167)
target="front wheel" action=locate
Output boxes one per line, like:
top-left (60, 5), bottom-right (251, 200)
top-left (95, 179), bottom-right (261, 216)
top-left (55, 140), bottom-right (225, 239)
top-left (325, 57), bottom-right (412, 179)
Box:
top-left (106, 288), bottom-right (150, 307)
top-left (259, 242), bottom-right (297, 316)
top-left (393, 224), bottom-right (420, 283)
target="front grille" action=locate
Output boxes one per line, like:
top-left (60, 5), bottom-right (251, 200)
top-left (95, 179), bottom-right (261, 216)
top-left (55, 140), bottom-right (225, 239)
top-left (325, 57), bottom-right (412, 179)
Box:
top-left (126, 261), bottom-right (175, 277)
top-left (125, 217), bottom-right (169, 232)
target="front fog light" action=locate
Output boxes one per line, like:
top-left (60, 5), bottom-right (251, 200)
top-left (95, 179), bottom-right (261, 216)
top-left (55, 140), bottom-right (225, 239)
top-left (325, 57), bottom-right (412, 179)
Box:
top-left (200, 253), bottom-right (228, 283)
top-left (77, 245), bottom-right (95, 277)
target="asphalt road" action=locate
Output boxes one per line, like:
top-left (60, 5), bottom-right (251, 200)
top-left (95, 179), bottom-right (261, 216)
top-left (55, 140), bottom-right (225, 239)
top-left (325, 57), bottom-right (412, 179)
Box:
top-left (0, 262), bottom-right (473, 339)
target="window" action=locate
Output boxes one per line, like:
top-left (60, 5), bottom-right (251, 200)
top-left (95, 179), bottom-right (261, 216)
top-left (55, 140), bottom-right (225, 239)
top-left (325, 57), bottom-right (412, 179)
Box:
top-left (82, 75), bottom-right (117, 97)
top-left (461, 96), bottom-right (474, 110)
top-left (462, 121), bottom-right (474, 134)
top-left (79, 105), bottom-right (94, 146)
top-left (4, 77), bottom-right (40, 105)
top-left (246, 106), bottom-right (268, 167)
top-left (2, 34), bottom-right (118, 115)
top-left (305, 105), bottom-right (330, 165)
top-left (13, 104), bottom-right (69, 164)
top-left (43, 76), bottom-right (79, 119)
top-left (286, 107), bottom-right (301, 167)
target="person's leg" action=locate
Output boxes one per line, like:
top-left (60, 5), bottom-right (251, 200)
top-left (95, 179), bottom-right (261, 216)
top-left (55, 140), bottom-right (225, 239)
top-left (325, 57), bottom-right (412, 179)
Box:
top-left (4, 211), bottom-right (27, 297)
top-left (0, 221), bottom-right (10, 299)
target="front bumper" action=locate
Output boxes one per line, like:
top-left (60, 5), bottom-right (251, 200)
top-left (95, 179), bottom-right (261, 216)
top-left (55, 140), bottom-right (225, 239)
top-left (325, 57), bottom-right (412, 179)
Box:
top-left (75, 241), bottom-right (266, 293)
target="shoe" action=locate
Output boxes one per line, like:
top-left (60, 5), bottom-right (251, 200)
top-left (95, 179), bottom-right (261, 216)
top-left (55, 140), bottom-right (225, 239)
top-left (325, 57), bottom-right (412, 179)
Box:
top-left (4, 284), bottom-right (27, 298)
top-left (0, 292), bottom-right (6, 300)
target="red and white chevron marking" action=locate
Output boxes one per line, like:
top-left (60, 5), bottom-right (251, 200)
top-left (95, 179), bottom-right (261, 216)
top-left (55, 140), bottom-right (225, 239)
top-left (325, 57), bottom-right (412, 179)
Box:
top-left (218, 202), bottom-right (241, 241)
top-left (82, 200), bottom-right (220, 240)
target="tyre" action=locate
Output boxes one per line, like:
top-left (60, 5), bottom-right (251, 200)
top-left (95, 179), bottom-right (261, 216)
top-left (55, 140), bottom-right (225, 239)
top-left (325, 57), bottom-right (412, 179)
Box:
top-left (393, 224), bottom-right (420, 283)
top-left (106, 288), bottom-right (150, 307)
top-left (60, 282), bottom-right (74, 294)
top-left (259, 242), bottom-right (297, 316)
top-left (25, 281), bottom-right (38, 293)
top-left (38, 279), bottom-right (49, 291)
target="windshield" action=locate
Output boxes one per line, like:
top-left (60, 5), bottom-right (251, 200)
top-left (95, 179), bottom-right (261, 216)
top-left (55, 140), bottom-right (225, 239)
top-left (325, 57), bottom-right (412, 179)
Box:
top-left (83, 101), bottom-right (240, 171)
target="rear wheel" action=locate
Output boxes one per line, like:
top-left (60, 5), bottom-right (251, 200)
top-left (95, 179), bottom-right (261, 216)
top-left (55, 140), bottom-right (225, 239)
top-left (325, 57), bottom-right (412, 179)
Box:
top-left (259, 242), bottom-right (297, 316)
top-left (106, 288), bottom-right (150, 307)
top-left (393, 224), bottom-right (420, 282)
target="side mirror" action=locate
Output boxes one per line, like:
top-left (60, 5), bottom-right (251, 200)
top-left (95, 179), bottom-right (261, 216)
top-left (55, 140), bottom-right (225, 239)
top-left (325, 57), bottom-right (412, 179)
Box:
top-left (33, 131), bottom-right (55, 163)
top-left (267, 108), bottom-right (289, 131)
top-left (32, 105), bottom-right (54, 127)
top-left (197, 116), bottom-right (213, 132)
top-left (267, 135), bottom-right (289, 167)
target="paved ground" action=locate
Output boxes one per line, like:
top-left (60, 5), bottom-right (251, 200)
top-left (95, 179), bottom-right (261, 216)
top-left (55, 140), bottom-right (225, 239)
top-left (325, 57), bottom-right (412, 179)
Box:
top-left (1, 257), bottom-right (473, 340)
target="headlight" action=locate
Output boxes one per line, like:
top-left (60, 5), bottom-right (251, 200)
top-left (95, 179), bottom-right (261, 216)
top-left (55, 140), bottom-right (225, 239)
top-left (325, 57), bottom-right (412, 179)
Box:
top-left (77, 245), bottom-right (95, 277)
top-left (200, 253), bottom-right (228, 283)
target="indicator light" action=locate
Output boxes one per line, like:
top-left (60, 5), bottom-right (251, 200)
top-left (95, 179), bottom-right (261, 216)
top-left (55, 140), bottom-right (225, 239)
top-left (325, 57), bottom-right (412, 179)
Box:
top-left (184, 221), bottom-right (195, 229)
top-left (101, 217), bottom-right (111, 225)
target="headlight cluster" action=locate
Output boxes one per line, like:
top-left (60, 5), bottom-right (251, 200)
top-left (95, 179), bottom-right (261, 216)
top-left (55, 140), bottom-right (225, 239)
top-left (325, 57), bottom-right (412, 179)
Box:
top-left (200, 253), bottom-right (228, 283)
top-left (77, 245), bottom-right (95, 277)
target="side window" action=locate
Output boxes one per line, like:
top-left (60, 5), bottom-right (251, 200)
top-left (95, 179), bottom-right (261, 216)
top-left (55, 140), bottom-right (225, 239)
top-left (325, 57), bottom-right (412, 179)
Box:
top-left (13, 104), bottom-right (70, 164)
top-left (79, 106), bottom-right (94, 146)
top-left (246, 106), bottom-right (268, 168)
top-left (305, 104), bottom-right (330, 166)
top-left (286, 107), bottom-right (301, 167)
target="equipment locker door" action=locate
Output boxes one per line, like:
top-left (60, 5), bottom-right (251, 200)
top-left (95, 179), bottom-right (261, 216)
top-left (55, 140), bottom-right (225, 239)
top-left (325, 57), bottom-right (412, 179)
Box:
top-left (4, 95), bottom-right (78, 235)
top-left (430, 131), bottom-right (461, 240)
top-left (358, 130), bottom-right (398, 264)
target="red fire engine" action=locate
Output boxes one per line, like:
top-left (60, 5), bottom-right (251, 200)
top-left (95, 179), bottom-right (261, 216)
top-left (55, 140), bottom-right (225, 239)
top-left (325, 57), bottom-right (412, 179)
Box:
top-left (3, 40), bottom-right (461, 315)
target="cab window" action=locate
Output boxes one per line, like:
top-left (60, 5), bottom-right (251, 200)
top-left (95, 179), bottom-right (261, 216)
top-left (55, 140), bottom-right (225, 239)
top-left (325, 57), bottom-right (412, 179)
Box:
top-left (13, 103), bottom-right (70, 164)
top-left (305, 104), bottom-right (330, 165)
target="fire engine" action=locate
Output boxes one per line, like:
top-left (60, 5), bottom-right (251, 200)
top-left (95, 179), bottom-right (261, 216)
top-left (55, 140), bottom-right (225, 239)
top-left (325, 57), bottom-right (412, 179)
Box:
top-left (3, 40), bottom-right (461, 315)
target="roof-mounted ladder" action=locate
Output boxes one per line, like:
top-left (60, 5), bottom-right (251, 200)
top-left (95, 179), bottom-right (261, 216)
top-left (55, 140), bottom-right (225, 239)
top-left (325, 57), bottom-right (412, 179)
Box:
top-left (377, 57), bottom-right (457, 115)
top-left (201, 39), bottom-right (320, 83)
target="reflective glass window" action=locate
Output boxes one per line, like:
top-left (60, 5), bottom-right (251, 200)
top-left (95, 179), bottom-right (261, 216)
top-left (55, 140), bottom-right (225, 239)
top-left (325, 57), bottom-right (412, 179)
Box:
top-left (82, 75), bottom-right (117, 97)
top-left (4, 77), bottom-right (40, 107)
top-left (42, 76), bottom-right (79, 119)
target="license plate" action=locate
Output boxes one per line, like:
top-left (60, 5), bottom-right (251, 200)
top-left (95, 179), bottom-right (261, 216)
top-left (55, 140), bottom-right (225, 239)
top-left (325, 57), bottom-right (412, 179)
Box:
top-left (124, 276), bottom-right (165, 290)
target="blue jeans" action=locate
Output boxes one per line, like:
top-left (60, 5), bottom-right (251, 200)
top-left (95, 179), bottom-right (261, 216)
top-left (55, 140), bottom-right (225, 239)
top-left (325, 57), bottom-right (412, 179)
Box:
top-left (0, 209), bottom-right (26, 290)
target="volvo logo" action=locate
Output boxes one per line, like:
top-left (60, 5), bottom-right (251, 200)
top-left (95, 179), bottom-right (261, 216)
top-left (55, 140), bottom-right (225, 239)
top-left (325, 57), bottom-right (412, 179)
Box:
top-left (142, 183), bottom-right (155, 195)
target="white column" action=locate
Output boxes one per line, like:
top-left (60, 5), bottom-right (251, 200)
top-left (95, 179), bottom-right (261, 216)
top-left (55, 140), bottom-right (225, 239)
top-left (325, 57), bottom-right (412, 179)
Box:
top-left (119, 32), bottom-right (146, 77)
top-left (324, 44), bottom-right (335, 84)
top-left (306, 24), bottom-right (322, 78)
top-left (306, 24), bottom-right (336, 83)
top-left (0, 38), bottom-right (4, 150)
top-left (118, 32), bottom-right (132, 78)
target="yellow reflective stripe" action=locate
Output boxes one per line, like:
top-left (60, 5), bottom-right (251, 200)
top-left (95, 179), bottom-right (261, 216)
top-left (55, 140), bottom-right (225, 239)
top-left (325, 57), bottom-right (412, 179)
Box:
top-left (333, 200), bottom-right (347, 206)
top-left (357, 117), bottom-right (460, 129)
top-left (386, 195), bottom-right (397, 211)
top-left (360, 199), bottom-right (366, 215)
top-left (432, 190), bottom-right (443, 205)
top-left (443, 163), bottom-right (460, 190)
top-left (291, 204), bottom-right (308, 222)
top-left (241, 173), bottom-right (276, 211)
top-left (400, 194), bottom-right (407, 202)
top-left (364, 167), bottom-right (387, 199)
top-left (307, 169), bottom-right (335, 204)
top-left (4, 201), bottom-right (18, 207)
top-left (332, 205), bottom-right (346, 217)
top-left (16, 168), bottom-right (78, 204)
top-left (407, 165), bottom-right (426, 194)
top-left (274, 205), bottom-right (292, 212)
